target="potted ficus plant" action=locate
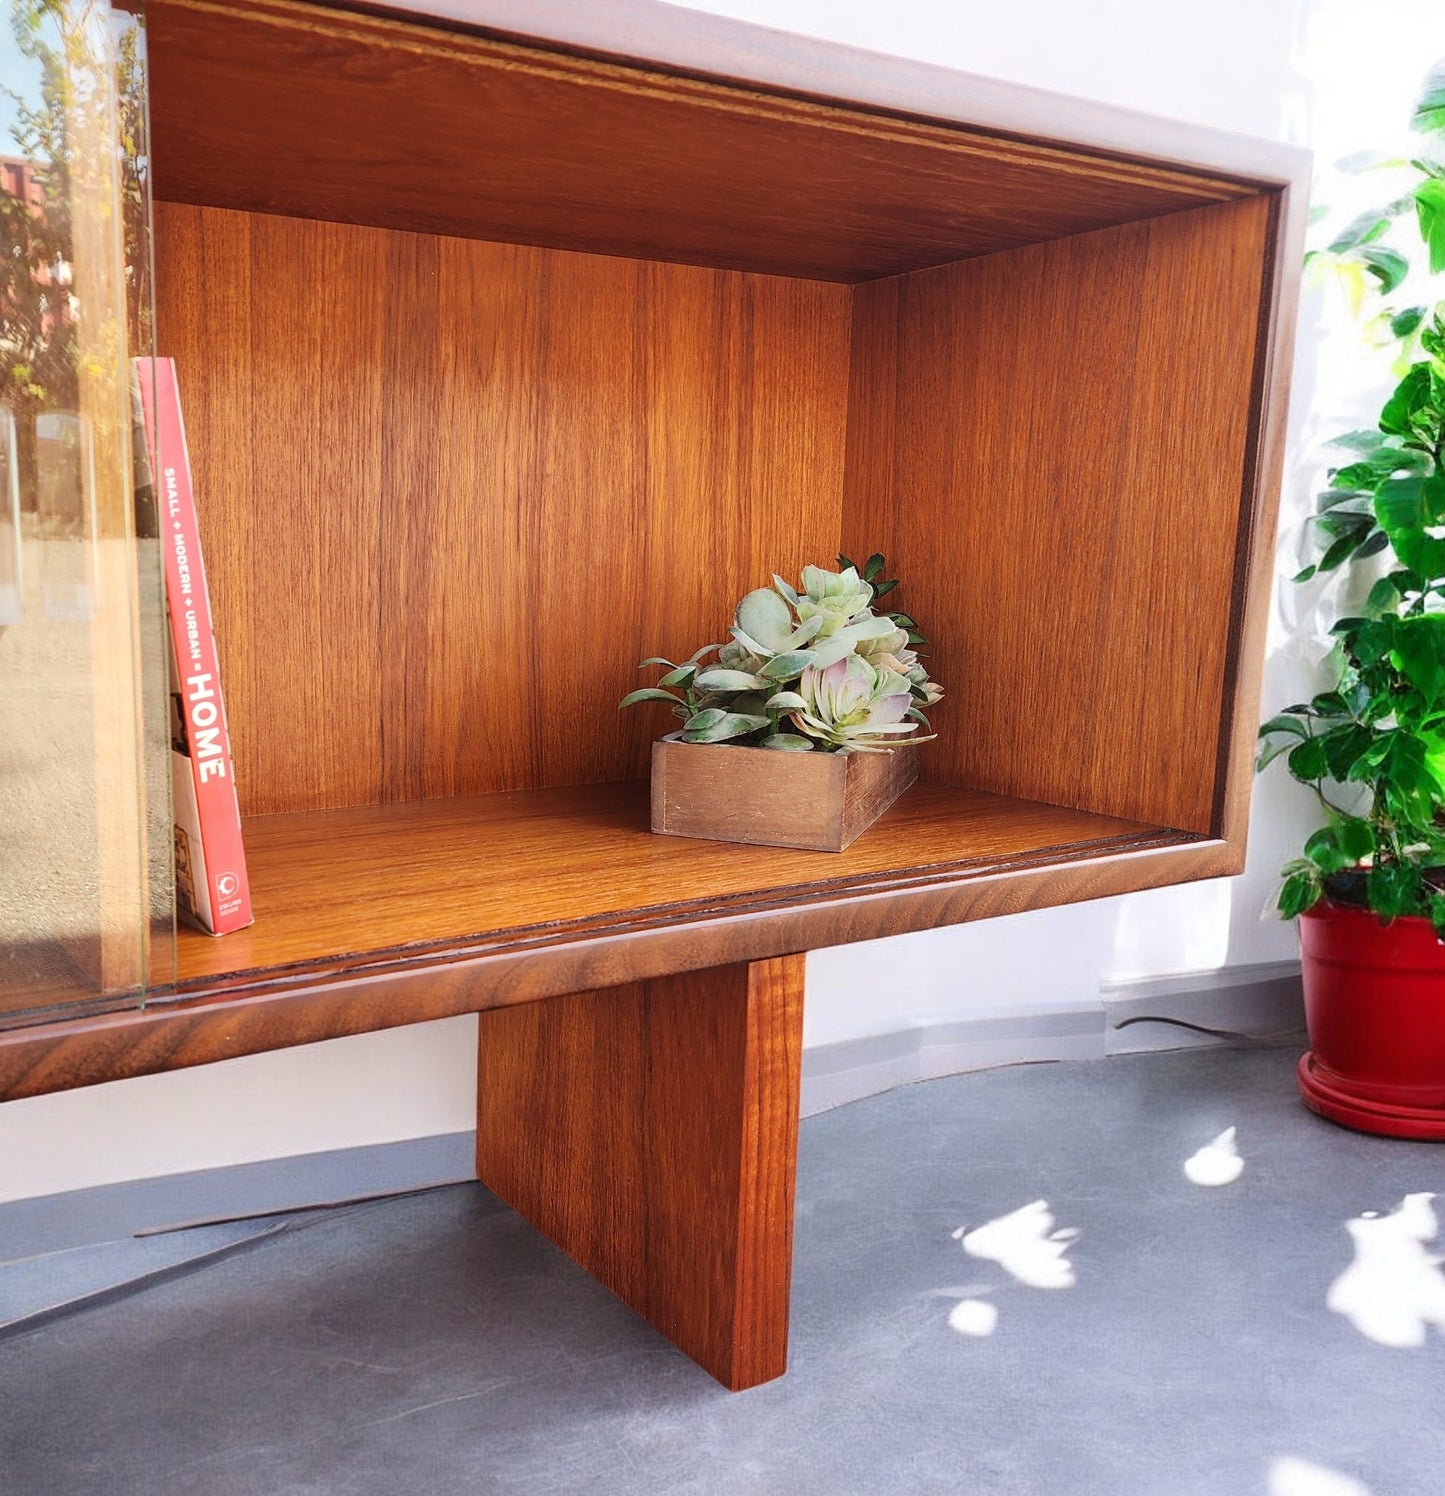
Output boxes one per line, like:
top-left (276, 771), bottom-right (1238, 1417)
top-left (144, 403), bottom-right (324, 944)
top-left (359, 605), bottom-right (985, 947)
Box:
top-left (621, 554), bottom-right (943, 850)
top-left (1257, 61), bottom-right (1445, 1138)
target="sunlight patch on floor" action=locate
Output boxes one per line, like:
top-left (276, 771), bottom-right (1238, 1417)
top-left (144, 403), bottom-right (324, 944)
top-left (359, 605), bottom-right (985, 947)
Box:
top-left (1268, 1455), bottom-right (1374, 1496)
top-left (1184, 1126), bottom-right (1245, 1186)
top-left (945, 1298), bottom-right (998, 1337)
top-left (1327, 1193), bottom-right (1445, 1348)
top-left (954, 1200), bottom-right (1078, 1289)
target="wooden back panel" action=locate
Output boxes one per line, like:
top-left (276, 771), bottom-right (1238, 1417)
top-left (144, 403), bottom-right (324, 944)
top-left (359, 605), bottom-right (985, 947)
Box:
top-left (842, 195), bottom-right (1274, 835)
top-left (155, 203), bottom-right (850, 815)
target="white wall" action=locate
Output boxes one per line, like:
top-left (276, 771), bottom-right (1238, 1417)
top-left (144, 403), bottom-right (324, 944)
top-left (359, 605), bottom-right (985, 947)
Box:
top-left (9, 0), bottom-right (1434, 1204)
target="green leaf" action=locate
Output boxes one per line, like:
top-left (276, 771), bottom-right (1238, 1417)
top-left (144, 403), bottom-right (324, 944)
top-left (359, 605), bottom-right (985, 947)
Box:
top-left (1337, 817), bottom-right (1376, 863)
top-left (1368, 863), bottom-right (1423, 920)
top-left (807, 635), bottom-right (860, 669)
top-left (1430, 894), bottom-right (1445, 941)
top-left (1423, 310), bottom-right (1445, 363)
top-left (619, 687), bottom-right (682, 709)
top-left (758, 733), bottom-right (814, 751)
top-left (1359, 245), bottom-right (1411, 294)
top-left (1317, 490), bottom-right (1370, 514)
top-left (1414, 178), bottom-right (1445, 274)
top-left (637, 657), bottom-right (676, 670)
top-left (863, 553), bottom-right (886, 582)
top-left (686, 644), bottom-right (722, 665)
top-left (1392, 305), bottom-right (1428, 338)
top-left (1378, 364), bottom-right (1435, 439)
top-left (1258, 714), bottom-right (1310, 740)
top-left (1328, 211), bottom-right (1391, 253)
top-left (1321, 724), bottom-right (1374, 781)
top-left (1257, 714), bottom-right (1309, 771)
top-left (1328, 428), bottom-right (1409, 458)
top-left (1378, 732), bottom-right (1436, 826)
top-left (1304, 825), bottom-right (1347, 872)
top-left (1278, 865), bottom-right (1323, 919)
top-left (1351, 619), bottom-right (1395, 668)
top-left (735, 588), bottom-right (795, 653)
top-left (658, 664), bottom-right (696, 688)
top-left (759, 651), bottom-right (816, 682)
top-left (680, 711), bottom-right (771, 744)
top-left (1392, 615), bottom-right (1445, 707)
top-left (695, 668), bottom-right (764, 691)
top-left (1317, 523), bottom-right (1375, 573)
top-left (836, 553), bottom-right (857, 573)
top-left (1412, 59), bottom-right (1445, 136)
top-left (840, 615), bottom-right (900, 642)
top-left (1376, 474), bottom-right (1445, 577)
top-left (1336, 149), bottom-right (1405, 174)
top-left (1365, 574), bottom-right (1402, 615)
top-left (763, 690), bottom-right (808, 711)
top-left (1287, 737), bottom-right (1330, 781)
top-left (871, 578), bottom-right (900, 600)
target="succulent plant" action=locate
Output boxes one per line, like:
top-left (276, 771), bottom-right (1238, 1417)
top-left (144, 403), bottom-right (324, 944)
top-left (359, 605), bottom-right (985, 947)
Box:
top-left (789, 656), bottom-right (919, 753)
top-left (619, 553), bottom-right (944, 752)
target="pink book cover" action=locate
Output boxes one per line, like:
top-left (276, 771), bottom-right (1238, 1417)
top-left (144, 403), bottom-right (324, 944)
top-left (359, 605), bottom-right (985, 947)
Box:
top-left (135, 357), bottom-right (253, 936)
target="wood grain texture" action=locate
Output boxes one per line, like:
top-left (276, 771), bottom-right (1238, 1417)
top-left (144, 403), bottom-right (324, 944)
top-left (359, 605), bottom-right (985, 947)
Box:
top-left (652, 738), bottom-right (918, 851)
top-left (154, 203), bottom-right (849, 815)
top-left (335, 0), bottom-right (1309, 191)
top-left (0, 824), bottom-right (1237, 1101)
top-left (475, 955), bottom-right (803, 1388)
top-left (1212, 184), bottom-right (1305, 849)
top-left (0, 0), bottom-right (1304, 1088)
top-left (161, 779), bottom-right (1160, 986)
top-left (144, 0), bottom-right (1254, 284)
top-left (843, 195), bottom-right (1274, 835)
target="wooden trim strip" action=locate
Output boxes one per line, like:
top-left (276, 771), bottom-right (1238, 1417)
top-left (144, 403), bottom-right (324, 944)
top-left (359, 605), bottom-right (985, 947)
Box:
top-left (172, 825), bottom-right (1184, 999)
top-left (161, 0), bottom-right (1260, 204)
top-left (332, 0), bottom-right (1311, 190)
top-left (0, 832), bottom-right (1237, 1100)
top-left (1213, 180), bottom-right (1310, 845)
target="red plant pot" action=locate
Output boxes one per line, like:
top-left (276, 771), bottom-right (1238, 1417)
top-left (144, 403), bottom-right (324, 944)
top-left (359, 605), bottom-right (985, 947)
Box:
top-left (1297, 899), bottom-right (1445, 1139)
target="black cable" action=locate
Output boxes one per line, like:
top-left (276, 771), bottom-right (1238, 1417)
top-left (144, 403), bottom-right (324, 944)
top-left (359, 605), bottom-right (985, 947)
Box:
top-left (1112, 1015), bottom-right (1305, 1048)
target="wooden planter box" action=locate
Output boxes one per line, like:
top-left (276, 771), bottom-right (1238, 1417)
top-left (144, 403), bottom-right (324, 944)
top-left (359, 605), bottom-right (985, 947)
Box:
top-left (651, 735), bottom-right (920, 851)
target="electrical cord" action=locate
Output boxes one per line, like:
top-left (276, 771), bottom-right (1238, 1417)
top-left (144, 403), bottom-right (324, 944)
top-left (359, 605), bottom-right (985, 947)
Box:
top-left (1112, 1014), bottom-right (1306, 1048)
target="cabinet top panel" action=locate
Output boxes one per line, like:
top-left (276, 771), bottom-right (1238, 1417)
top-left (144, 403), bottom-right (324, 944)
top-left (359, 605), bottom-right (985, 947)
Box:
top-left (145, 0), bottom-right (1307, 281)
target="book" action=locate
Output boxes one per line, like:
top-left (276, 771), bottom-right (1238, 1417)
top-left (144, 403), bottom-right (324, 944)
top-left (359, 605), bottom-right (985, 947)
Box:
top-left (134, 357), bottom-right (253, 937)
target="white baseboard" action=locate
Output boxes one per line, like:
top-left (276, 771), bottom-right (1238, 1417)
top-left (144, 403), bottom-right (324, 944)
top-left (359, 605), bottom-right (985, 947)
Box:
top-left (800, 961), bottom-right (1305, 1115)
top-left (2, 963), bottom-right (1304, 1257)
top-left (801, 1004), bottom-right (1106, 1116)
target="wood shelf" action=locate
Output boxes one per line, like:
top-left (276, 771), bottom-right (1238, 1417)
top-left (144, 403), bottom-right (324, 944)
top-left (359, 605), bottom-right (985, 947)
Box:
top-left (5, 0), bottom-right (1307, 1390)
top-left (172, 778), bottom-right (1173, 989)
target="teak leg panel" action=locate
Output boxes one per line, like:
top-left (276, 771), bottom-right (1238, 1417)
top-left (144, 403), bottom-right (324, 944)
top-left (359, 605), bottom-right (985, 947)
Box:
top-left (474, 954), bottom-right (805, 1390)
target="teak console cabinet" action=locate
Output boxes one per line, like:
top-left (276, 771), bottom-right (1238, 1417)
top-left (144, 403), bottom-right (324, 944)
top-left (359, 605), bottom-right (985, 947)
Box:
top-left (2, 0), bottom-right (1307, 1389)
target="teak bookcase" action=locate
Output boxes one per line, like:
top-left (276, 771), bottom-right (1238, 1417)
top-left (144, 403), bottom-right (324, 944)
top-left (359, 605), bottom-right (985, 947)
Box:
top-left (2, 0), bottom-right (1307, 1389)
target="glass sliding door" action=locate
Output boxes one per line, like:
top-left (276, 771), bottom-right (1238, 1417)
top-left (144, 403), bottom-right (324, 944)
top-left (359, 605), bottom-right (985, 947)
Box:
top-left (0, 0), bottom-right (172, 1023)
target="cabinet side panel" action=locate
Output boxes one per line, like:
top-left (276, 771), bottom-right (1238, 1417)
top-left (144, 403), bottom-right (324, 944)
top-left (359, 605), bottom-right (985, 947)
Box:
top-left (844, 196), bottom-right (1272, 834)
top-left (154, 206), bottom-right (850, 814)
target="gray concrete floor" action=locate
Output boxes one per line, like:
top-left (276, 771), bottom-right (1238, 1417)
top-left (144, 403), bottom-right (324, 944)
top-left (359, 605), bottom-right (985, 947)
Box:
top-left (2, 1047), bottom-right (1443, 1496)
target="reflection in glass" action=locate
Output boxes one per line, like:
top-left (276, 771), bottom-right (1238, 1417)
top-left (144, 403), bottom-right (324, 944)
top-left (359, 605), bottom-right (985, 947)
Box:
top-left (0, 0), bottom-right (170, 1022)
top-left (0, 406), bottom-right (19, 624)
